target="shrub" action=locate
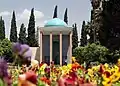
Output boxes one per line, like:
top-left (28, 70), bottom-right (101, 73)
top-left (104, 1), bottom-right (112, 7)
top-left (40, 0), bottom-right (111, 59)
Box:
top-left (0, 38), bottom-right (13, 62)
top-left (73, 43), bottom-right (110, 67)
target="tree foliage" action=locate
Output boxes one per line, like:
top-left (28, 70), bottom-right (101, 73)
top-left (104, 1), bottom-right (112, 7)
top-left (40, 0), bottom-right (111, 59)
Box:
top-left (0, 38), bottom-right (13, 62)
top-left (102, 0), bottom-right (120, 50)
top-left (64, 8), bottom-right (68, 24)
top-left (89, 0), bottom-right (120, 50)
top-left (10, 11), bottom-right (17, 42)
top-left (0, 17), bottom-right (5, 40)
top-left (53, 5), bottom-right (58, 18)
top-left (19, 23), bottom-right (27, 44)
top-left (27, 8), bottom-right (38, 47)
top-left (72, 23), bottom-right (78, 51)
top-left (73, 43), bottom-right (110, 67)
top-left (80, 21), bottom-right (87, 46)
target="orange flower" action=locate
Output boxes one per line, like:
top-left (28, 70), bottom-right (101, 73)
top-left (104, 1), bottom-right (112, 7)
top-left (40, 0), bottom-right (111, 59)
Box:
top-left (40, 77), bottom-right (51, 85)
top-left (72, 62), bottom-right (83, 71)
top-left (40, 77), bottom-right (47, 81)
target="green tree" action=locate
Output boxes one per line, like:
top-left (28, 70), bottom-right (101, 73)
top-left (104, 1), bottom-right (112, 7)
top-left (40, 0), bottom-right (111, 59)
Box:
top-left (27, 8), bottom-right (37, 47)
top-left (0, 38), bottom-right (13, 62)
top-left (35, 27), bottom-right (39, 46)
top-left (53, 5), bottom-right (58, 18)
top-left (80, 21), bottom-right (87, 46)
top-left (10, 11), bottom-right (17, 42)
top-left (19, 23), bottom-right (27, 44)
top-left (64, 8), bottom-right (68, 24)
top-left (73, 43), bottom-right (110, 68)
top-left (0, 17), bottom-right (5, 40)
top-left (72, 23), bottom-right (78, 52)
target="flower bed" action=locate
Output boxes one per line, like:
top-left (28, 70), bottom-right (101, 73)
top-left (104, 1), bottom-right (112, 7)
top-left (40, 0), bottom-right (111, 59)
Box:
top-left (0, 57), bottom-right (117, 86)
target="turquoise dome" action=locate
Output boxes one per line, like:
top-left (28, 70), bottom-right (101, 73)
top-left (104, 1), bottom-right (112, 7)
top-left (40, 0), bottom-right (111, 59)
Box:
top-left (44, 18), bottom-right (67, 27)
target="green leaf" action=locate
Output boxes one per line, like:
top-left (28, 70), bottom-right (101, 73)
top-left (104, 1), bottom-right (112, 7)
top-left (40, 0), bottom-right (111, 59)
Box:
top-left (114, 82), bottom-right (120, 86)
top-left (0, 79), bottom-right (4, 86)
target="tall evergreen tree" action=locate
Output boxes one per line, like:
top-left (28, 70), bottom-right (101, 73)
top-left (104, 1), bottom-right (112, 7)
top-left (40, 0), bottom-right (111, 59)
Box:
top-left (0, 16), bottom-right (5, 40)
top-left (80, 21), bottom-right (87, 46)
top-left (10, 11), bottom-right (17, 42)
top-left (27, 8), bottom-right (37, 47)
top-left (19, 23), bottom-right (27, 44)
top-left (53, 5), bottom-right (58, 18)
top-left (72, 23), bottom-right (78, 51)
top-left (64, 8), bottom-right (68, 24)
top-left (35, 27), bottom-right (39, 46)
top-left (2, 17), bottom-right (5, 39)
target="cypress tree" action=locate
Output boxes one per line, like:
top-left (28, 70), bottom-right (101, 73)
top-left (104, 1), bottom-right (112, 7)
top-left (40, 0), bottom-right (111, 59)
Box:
top-left (2, 17), bottom-right (5, 39)
top-left (72, 23), bottom-right (78, 51)
top-left (53, 5), bottom-right (58, 18)
top-left (19, 23), bottom-right (27, 44)
top-left (27, 8), bottom-right (37, 47)
top-left (64, 8), bottom-right (68, 24)
top-left (10, 11), bottom-right (17, 42)
top-left (80, 21), bottom-right (87, 46)
top-left (35, 27), bottom-right (39, 46)
top-left (0, 16), bottom-right (5, 40)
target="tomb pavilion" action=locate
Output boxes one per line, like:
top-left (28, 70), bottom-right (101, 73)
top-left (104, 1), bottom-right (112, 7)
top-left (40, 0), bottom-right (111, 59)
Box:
top-left (38, 18), bottom-right (72, 65)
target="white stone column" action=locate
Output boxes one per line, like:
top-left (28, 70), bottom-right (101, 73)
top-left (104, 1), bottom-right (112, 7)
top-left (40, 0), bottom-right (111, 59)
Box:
top-left (60, 32), bottom-right (62, 65)
top-left (69, 31), bottom-right (72, 63)
top-left (40, 31), bottom-right (43, 63)
top-left (50, 32), bottom-right (52, 63)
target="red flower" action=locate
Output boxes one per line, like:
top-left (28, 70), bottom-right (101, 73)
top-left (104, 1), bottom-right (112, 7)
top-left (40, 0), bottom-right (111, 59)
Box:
top-left (68, 72), bottom-right (78, 81)
top-left (25, 71), bottom-right (37, 85)
top-left (78, 78), bottom-right (85, 84)
top-left (40, 77), bottom-right (51, 85)
top-left (39, 62), bottom-right (44, 67)
top-left (99, 64), bottom-right (104, 74)
top-left (46, 79), bottom-right (51, 85)
top-left (104, 71), bottom-right (111, 78)
top-left (58, 76), bottom-right (78, 86)
top-left (65, 77), bottom-right (76, 85)
top-left (64, 72), bottom-right (78, 85)
top-left (40, 77), bottom-right (47, 81)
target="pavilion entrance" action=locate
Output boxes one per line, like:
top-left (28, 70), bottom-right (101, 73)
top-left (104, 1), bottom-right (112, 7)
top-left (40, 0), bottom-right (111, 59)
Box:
top-left (52, 40), bottom-right (60, 64)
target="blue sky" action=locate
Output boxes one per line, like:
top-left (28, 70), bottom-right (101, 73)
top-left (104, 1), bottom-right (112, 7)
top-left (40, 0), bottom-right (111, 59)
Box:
top-left (0, 0), bottom-right (91, 39)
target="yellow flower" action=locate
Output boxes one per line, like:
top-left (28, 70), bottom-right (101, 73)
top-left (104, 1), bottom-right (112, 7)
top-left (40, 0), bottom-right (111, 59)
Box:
top-left (15, 69), bottom-right (19, 74)
top-left (111, 75), bottom-right (119, 83)
top-left (31, 59), bottom-right (39, 67)
top-left (40, 63), bottom-right (47, 70)
top-left (113, 65), bottom-right (119, 72)
top-left (102, 74), bottom-right (110, 82)
top-left (88, 69), bottom-right (93, 76)
top-left (118, 59), bottom-right (120, 63)
top-left (39, 63), bottom-right (47, 75)
top-left (102, 81), bottom-right (112, 86)
top-left (104, 63), bottom-right (109, 69)
top-left (67, 64), bottom-right (72, 69)
top-left (116, 72), bottom-right (120, 77)
top-left (72, 56), bottom-right (76, 62)
top-left (61, 65), bottom-right (70, 75)
top-left (91, 66), bottom-right (99, 71)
